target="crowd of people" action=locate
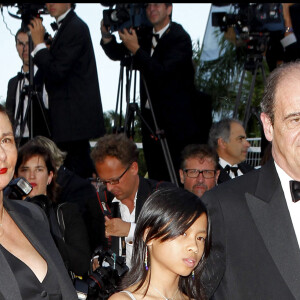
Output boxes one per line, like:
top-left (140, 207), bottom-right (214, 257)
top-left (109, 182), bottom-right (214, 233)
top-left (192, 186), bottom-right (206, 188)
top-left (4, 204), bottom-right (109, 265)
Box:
top-left (2, 2), bottom-right (300, 300)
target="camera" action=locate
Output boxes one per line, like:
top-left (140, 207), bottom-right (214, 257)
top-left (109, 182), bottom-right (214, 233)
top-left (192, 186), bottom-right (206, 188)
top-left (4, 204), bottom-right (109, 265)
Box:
top-left (74, 245), bottom-right (129, 299)
top-left (4, 177), bottom-right (32, 199)
top-left (102, 3), bottom-right (151, 32)
top-left (212, 3), bottom-right (285, 55)
top-left (16, 3), bottom-right (48, 28)
top-left (212, 3), bottom-right (284, 34)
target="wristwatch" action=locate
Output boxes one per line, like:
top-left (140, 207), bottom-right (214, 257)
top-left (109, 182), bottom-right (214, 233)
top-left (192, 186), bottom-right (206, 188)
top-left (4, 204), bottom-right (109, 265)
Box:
top-left (285, 26), bottom-right (294, 33)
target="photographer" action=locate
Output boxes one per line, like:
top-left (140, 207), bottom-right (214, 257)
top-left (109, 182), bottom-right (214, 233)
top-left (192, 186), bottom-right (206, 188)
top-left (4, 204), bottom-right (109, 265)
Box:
top-left (28, 3), bottom-right (105, 179)
top-left (91, 134), bottom-right (173, 269)
top-left (101, 3), bottom-right (211, 183)
top-left (6, 28), bottom-right (50, 147)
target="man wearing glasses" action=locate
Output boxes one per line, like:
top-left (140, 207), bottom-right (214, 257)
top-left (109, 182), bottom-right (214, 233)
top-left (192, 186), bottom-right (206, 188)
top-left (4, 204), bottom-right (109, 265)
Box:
top-left (91, 134), bottom-right (172, 268)
top-left (179, 144), bottom-right (220, 198)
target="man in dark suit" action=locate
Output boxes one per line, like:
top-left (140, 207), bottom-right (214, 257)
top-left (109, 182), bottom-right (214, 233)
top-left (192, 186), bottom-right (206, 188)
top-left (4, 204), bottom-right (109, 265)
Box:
top-left (202, 61), bottom-right (300, 299)
top-left (6, 28), bottom-right (50, 147)
top-left (28, 3), bottom-right (105, 179)
top-left (101, 3), bottom-right (211, 183)
top-left (208, 118), bottom-right (254, 184)
top-left (91, 134), bottom-right (173, 268)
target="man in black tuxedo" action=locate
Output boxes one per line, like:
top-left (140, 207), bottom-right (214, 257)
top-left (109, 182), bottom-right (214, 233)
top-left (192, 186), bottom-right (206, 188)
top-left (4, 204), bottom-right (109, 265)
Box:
top-left (202, 61), bottom-right (300, 299)
top-left (28, 3), bottom-right (105, 179)
top-left (6, 28), bottom-right (50, 147)
top-left (208, 118), bottom-right (254, 184)
top-left (101, 3), bottom-right (211, 183)
top-left (91, 134), bottom-right (173, 268)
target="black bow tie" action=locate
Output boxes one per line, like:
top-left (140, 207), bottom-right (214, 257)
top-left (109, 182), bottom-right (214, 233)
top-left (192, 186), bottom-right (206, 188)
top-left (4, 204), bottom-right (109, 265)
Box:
top-left (17, 72), bottom-right (29, 81)
top-left (290, 180), bottom-right (300, 202)
top-left (224, 165), bottom-right (239, 177)
top-left (152, 33), bottom-right (160, 42)
top-left (50, 20), bottom-right (63, 32)
top-left (50, 22), bottom-right (58, 31)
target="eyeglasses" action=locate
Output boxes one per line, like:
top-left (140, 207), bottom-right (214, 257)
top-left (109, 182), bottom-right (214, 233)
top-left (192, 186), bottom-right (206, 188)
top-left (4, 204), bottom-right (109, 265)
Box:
top-left (183, 169), bottom-right (216, 179)
top-left (96, 163), bottom-right (132, 186)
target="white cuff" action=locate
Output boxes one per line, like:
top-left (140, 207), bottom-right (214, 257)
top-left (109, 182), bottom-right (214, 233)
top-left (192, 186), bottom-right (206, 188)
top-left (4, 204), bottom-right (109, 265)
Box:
top-left (281, 33), bottom-right (297, 48)
top-left (125, 222), bottom-right (136, 244)
top-left (31, 43), bottom-right (47, 58)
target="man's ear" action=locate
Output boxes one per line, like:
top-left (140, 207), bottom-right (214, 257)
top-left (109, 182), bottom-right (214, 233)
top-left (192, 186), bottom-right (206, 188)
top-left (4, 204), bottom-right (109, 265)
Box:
top-left (130, 161), bottom-right (139, 175)
top-left (179, 169), bottom-right (185, 185)
top-left (217, 137), bottom-right (226, 149)
top-left (167, 4), bottom-right (172, 18)
top-left (260, 112), bottom-right (274, 142)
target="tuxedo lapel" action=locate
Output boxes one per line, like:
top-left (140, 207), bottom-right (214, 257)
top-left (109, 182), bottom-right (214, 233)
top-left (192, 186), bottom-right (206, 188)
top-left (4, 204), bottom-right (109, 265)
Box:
top-left (245, 160), bottom-right (300, 299)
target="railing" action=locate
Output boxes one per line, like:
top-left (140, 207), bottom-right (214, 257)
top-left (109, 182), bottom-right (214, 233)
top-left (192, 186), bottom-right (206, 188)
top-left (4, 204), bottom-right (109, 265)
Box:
top-left (246, 137), bottom-right (261, 168)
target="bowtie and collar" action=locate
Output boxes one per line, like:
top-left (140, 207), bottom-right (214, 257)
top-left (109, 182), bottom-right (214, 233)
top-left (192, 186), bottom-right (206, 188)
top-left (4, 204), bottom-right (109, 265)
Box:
top-left (224, 164), bottom-right (239, 177)
top-left (50, 20), bottom-right (63, 31)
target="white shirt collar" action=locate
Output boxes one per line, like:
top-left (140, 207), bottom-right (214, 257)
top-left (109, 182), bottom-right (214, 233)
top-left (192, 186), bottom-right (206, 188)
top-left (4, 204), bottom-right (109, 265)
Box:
top-left (112, 191), bottom-right (137, 207)
top-left (219, 157), bottom-right (238, 168)
top-left (153, 22), bottom-right (170, 39)
top-left (57, 8), bottom-right (72, 24)
top-left (274, 160), bottom-right (293, 202)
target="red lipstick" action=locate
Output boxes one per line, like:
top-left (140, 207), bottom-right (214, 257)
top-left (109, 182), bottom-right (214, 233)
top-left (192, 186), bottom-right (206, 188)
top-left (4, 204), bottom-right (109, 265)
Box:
top-left (0, 168), bottom-right (7, 174)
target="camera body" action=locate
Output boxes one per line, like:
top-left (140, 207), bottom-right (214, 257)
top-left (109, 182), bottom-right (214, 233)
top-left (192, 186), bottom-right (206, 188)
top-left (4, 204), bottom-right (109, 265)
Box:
top-left (16, 3), bottom-right (48, 29)
top-left (212, 3), bottom-right (285, 56)
top-left (212, 3), bottom-right (284, 34)
top-left (75, 245), bottom-right (129, 299)
top-left (102, 3), bottom-right (151, 32)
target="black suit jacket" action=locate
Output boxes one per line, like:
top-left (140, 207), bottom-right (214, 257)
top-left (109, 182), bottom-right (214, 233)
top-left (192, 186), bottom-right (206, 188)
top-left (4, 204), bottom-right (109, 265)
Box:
top-left (201, 159), bottom-right (300, 300)
top-left (0, 197), bottom-right (77, 299)
top-left (217, 161), bottom-right (254, 184)
top-left (33, 10), bottom-right (105, 143)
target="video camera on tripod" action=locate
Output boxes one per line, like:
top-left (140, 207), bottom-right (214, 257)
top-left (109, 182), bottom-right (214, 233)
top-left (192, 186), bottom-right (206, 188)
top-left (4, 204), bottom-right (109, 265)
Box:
top-left (101, 3), bottom-right (151, 33)
top-left (212, 3), bottom-right (285, 55)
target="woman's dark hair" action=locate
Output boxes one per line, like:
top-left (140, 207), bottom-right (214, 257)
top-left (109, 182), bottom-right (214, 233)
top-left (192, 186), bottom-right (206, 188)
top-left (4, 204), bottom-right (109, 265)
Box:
top-left (121, 187), bottom-right (211, 300)
top-left (15, 141), bottom-right (59, 202)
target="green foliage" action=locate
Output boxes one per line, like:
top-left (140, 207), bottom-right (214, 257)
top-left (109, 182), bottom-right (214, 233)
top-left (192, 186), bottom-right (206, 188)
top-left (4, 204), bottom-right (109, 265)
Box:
top-left (193, 28), bottom-right (270, 137)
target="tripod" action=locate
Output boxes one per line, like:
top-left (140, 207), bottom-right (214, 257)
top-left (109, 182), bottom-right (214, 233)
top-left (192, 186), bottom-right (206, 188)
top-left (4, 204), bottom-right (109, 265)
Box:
top-left (114, 57), bottom-right (179, 187)
top-left (15, 24), bottom-right (51, 148)
top-left (233, 52), bottom-right (267, 130)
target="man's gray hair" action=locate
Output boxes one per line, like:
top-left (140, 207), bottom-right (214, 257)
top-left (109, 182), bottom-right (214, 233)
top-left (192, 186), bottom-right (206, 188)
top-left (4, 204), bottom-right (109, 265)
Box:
top-left (208, 118), bottom-right (243, 149)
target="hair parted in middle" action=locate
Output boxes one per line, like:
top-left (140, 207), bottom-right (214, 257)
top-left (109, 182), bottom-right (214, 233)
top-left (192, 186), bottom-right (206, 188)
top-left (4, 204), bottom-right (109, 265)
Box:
top-left (120, 186), bottom-right (211, 300)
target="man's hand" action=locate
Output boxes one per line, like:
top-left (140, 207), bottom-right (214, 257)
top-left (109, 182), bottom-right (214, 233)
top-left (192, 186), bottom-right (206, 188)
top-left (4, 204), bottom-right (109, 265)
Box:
top-left (118, 28), bottom-right (140, 55)
top-left (105, 216), bottom-right (131, 237)
top-left (28, 17), bottom-right (45, 48)
top-left (100, 19), bottom-right (113, 44)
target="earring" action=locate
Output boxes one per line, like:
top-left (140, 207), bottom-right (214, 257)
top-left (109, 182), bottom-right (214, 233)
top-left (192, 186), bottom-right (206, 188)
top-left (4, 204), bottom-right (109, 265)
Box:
top-left (144, 246), bottom-right (149, 271)
top-left (192, 270), bottom-right (195, 279)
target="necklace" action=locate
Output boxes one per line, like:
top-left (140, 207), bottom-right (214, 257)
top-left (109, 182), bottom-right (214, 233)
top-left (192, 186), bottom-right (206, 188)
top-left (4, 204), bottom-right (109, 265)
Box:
top-left (151, 285), bottom-right (180, 300)
top-left (0, 207), bottom-right (4, 237)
